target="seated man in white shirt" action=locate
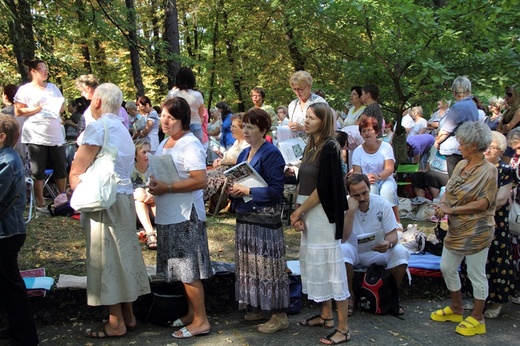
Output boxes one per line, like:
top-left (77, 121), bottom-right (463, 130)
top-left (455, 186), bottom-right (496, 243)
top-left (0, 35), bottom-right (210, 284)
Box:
top-left (342, 173), bottom-right (409, 315)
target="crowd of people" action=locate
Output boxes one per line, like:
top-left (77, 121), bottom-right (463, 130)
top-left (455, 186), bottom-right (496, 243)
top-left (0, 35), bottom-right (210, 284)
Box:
top-left (1, 60), bottom-right (519, 344)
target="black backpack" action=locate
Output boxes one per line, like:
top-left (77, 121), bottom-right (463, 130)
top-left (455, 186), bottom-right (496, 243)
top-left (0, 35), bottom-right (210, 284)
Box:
top-left (355, 264), bottom-right (400, 316)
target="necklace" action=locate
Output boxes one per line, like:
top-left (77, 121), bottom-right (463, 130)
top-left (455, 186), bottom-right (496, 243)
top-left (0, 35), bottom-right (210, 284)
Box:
top-left (359, 210), bottom-right (368, 223)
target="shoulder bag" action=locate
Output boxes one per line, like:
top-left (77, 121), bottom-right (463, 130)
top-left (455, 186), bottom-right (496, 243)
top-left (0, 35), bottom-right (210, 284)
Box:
top-left (509, 186), bottom-right (520, 236)
top-left (70, 118), bottom-right (119, 212)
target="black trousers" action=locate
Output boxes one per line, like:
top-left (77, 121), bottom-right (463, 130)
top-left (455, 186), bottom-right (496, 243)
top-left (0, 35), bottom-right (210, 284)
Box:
top-left (0, 234), bottom-right (39, 345)
top-left (445, 154), bottom-right (463, 178)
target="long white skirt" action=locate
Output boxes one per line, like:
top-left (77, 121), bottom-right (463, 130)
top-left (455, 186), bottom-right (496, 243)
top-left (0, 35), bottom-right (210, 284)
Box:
top-left (299, 197), bottom-right (349, 302)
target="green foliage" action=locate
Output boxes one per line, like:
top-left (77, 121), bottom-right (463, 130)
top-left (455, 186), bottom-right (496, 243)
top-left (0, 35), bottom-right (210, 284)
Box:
top-left (0, 0), bottom-right (517, 117)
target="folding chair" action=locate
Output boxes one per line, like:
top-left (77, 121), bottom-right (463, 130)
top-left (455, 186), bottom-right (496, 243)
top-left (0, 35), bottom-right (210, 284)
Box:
top-left (43, 169), bottom-right (58, 199)
top-left (213, 177), bottom-right (229, 217)
top-left (25, 177), bottom-right (34, 223)
top-left (395, 163), bottom-right (419, 198)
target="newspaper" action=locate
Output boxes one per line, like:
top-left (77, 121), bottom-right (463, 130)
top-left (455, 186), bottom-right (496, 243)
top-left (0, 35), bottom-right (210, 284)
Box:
top-left (357, 231), bottom-right (384, 253)
top-left (148, 155), bottom-right (180, 184)
top-left (40, 95), bottom-right (64, 119)
top-left (223, 161), bottom-right (267, 202)
top-left (278, 137), bottom-right (306, 165)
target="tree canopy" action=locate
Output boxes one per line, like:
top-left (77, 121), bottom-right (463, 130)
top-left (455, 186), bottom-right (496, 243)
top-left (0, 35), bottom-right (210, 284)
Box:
top-left (0, 0), bottom-right (518, 118)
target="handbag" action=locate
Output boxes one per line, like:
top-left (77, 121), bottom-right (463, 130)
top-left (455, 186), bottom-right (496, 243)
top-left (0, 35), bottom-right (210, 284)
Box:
top-left (70, 118), bottom-right (119, 212)
top-left (509, 186), bottom-right (520, 236)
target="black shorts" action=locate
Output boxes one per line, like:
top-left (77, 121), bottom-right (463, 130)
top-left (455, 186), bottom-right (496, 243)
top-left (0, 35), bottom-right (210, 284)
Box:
top-left (27, 144), bottom-right (67, 180)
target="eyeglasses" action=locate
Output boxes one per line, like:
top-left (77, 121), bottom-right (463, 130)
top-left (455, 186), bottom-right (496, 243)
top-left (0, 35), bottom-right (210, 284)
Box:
top-left (506, 92), bottom-right (513, 98)
top-left (486, 146), bottom-right (500, 151)
top-left (36, 67), bottom-right (48, 71)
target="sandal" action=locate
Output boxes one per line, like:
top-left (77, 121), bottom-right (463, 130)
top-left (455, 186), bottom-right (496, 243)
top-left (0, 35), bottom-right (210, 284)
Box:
top-left (319, 329), bottom-right (351, 345)
top-left (298, 314), bottom-right (334, 328)
top-left (430, 306), bottom-right (463, 323)
top-left (146, 234), bottom-right (157, 250)
top-left (455, 316), bottom-right (486, 336)
top-left (257, 314), bottom-right (289, 334)
top-left (85, 326), bottom-right (126, 339)
top-left (483, 304), bottom-right (502, 319)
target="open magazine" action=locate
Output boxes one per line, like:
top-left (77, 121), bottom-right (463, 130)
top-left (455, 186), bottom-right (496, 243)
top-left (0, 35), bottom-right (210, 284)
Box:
top-left (223, 161), bottom-right (267, 202)
top-left (148, 155), bottom-right (180, 184)
top-left (357, 231), bottom-right (384, 253)
top-left (277, 137), bottom-right (306, 165)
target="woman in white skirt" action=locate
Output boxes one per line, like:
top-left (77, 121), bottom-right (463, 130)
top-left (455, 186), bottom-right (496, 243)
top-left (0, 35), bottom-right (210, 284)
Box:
top-left (290, 102), bottom-right (350, 345)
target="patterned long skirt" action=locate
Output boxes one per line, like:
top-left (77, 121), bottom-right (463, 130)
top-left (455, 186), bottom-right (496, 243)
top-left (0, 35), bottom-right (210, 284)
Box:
top-left (156, 206), bottom-right (213, 283)
top-left (486, 227), bottom-right (514, 303)
top-left (512, 234), bottom-right (520, 296)
top-left (235, 205), bottom-right (289, 312)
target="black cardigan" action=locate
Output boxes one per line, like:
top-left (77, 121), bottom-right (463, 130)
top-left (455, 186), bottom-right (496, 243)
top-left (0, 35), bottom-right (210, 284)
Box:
top-left (316, 139), bottom-right (348, 239)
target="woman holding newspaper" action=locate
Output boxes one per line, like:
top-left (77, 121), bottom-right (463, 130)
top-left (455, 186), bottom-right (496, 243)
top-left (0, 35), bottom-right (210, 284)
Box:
top-left (147, 97), bottom-right (212, 339)
top-left (290, 103), bottom-right (350, 345)
top-left (227, 108), bottom-right (289, 334)
top-left (14, 59), bottom-right (67, 210)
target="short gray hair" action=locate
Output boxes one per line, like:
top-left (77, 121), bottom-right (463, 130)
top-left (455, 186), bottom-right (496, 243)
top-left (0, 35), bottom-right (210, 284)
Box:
top-left (507, 128), bottom-right (520, 145)
top-left (490, 131), bottom-right (507, 151)
top-left (125, 100), bottom-right (137, 110)
top-left (93, 83), bottom-right (122, 115)
top-left (451, 76), bottom-right (472, 97)
top-left (456, 121), bottom-right (491, 152)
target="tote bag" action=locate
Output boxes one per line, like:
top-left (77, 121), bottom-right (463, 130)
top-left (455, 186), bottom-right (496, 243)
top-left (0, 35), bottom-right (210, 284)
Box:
top-left (70, 118), bottom-right (119, 212)
top-left (510, 186), bottom-right (520, 236)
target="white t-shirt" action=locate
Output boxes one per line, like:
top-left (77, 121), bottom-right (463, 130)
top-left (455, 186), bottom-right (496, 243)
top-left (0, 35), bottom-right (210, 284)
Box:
top-left (401, 114), bottom-right (414, 130)
top-left (347, 194), bottom-right (398, 249)
top-left (79, 113), bottom-right (135, 195)
top-left (352, 141), bottom-right (395, 179)
top-left (408, 118), bottom-right (428, 137)
top-left (153, 133), bottom-right (207, 224)
top-left (14, 82), bottom-right (65, 146)
top-left (166, 88), bottom-right (204, 126)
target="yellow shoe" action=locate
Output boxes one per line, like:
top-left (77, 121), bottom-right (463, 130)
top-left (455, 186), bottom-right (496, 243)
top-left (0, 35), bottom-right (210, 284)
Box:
top-left (430, 306), bottom-right (463, 322)
top-left (455, 316), bottom-right (486, 336)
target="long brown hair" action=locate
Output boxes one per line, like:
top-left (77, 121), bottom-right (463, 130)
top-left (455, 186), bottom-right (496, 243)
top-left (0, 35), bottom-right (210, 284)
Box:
top-left (302, 102), bottom-right (337, 164)
top-left (503, 85), bottom-right (520, 125)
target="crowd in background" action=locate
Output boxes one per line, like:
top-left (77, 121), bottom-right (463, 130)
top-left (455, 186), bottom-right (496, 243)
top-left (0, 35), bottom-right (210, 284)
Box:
top-left (1, 60), bottom-right (519, 344)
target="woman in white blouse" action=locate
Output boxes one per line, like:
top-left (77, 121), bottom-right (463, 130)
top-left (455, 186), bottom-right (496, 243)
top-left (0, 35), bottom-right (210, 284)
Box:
top-left (14, 59), bottom-right (67, 210)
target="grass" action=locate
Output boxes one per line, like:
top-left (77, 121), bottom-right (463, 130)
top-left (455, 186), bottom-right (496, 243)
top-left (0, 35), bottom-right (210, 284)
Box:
top-left (15, 211), bottom-right (446, 324)
top-left (19, 210), bottom-right (305, 279)
top-left (19, 210), bottom-right (436, 280)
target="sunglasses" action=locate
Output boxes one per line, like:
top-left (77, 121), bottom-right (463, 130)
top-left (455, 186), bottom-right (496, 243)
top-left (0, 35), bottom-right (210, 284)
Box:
top-left (506, 92), bottom-right (513, 97)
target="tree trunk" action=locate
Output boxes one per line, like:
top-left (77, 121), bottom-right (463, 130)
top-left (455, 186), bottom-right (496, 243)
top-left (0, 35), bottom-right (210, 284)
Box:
top-left (6, 0), bottom-right (35, 82)
top-left (283, 16), bottom-right (305, 71)
top-left (207, 3), bottom-right (220, 109)
top-left (125, 0), bottom-right (144, 98)
top-left (151, 0), bottom-right (166, 93)
top-left (75, 0), bottom-right (92, 73)
top-left (222, 4), bottom-right (244, 111)
top-left (164, 0), bottom-right (181, 90)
